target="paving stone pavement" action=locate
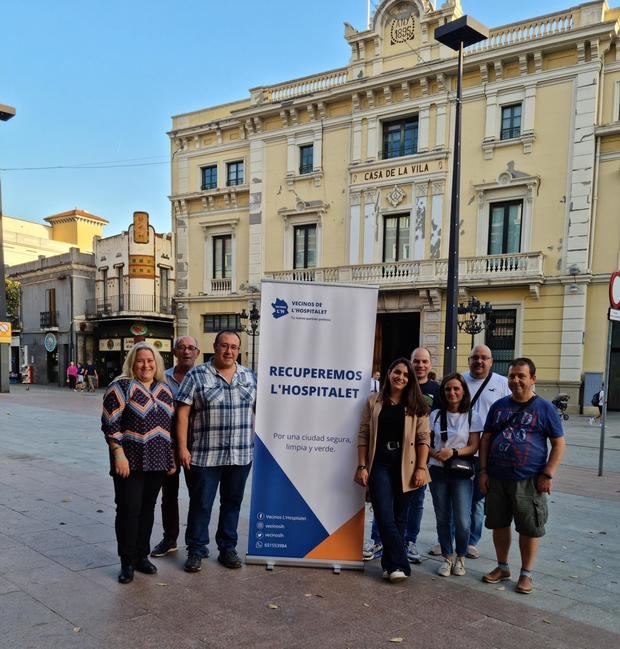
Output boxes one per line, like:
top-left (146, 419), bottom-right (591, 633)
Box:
top-left (0, 384), bottom-right (618, 649)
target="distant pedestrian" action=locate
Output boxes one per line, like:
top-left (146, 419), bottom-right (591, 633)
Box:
top-left (369, 370), bottom-right (381, 393)
top-left (66, 362), bottom-right (78, 390)
top-left (479, 357), bottom-right (565, 594)
top-left (101, 342), bottom-right (175, 584)
top-left (84, 360), bottom-right (98, 392)
top-left (75, 364), bottom-right (85, 392)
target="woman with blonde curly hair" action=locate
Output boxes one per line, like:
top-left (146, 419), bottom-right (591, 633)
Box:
top-left (101, 342), bottom-right (175, 584)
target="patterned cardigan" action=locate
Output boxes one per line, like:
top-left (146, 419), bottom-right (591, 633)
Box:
top-left (101, 378), bottom-right (174, 472)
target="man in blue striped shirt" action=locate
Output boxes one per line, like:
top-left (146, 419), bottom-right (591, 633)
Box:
top-left (176, 330), bottom-right (256, 573)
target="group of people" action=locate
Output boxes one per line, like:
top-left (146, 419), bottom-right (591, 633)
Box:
top-left (66, 361), bottom-right (98, 392)
top-left (101, 331), bottom-right (256, 584)
top-left (100, 332), bottom-right (565, 596)
top-left (357, 346), bottom-right (565, 594)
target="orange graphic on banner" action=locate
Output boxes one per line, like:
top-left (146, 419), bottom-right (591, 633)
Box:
top-left (305, 507), bottom-right (365, 561)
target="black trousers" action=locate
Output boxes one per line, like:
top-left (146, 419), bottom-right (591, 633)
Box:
top-left (160, 466), bottom-right (180, 542)
top-left (113, 471), bottom-right (166, 560)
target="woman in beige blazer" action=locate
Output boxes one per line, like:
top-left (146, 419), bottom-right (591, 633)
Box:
top-left (355, 357), bottom-right (430, 582)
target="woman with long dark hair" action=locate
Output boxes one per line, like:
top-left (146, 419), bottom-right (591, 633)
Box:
top-left (355, 357), bottom-right (430, 582)
top-left (428, 372), bottom-right (483, 578)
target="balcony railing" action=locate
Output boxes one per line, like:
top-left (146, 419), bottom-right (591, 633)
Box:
top-left (210, 278), bottom-right (233, 295)
top-left (465, 10), bottom-right (574, 55)
top-left (251, 67), bottom-right (349, 104)
top-left (85, 294), bottom-right (174, 318)
top-left (40, 311), bottom-right (59, 328)
top-left (265, 252), bottom-right (544, 288)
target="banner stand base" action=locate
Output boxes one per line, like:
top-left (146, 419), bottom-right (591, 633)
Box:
top-left (245, 555), bottom-right (364, 573)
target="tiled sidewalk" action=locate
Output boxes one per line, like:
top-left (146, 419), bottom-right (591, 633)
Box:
top-left (0, 385), bottom-right (618, 648)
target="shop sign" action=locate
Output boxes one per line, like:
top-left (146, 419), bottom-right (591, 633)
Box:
top-left (99, 338), bottom-right (122, 351)
top-left (146, 338), bottom-right (171, 352)
top-left (130, 323), bottom-right (149, 336)
top-left (44, 332), bottom-right (57, 352)
top-left (124, 338), bottom-right (136, 351)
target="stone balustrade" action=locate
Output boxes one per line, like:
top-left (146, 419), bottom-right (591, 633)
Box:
top-left (466, 10), bottom-right (574, 55)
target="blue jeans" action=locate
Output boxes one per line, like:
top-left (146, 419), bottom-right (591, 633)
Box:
top-left (428, 465), bottom-right (473, 558)
top-left (371, 484), bottom-right (426, 545)
top-left (368, 453), bottom-right (412, 575)
top-left (184, 463), bottom-right (251, 557)
top-left (469, 457), bottom-right (485, 546)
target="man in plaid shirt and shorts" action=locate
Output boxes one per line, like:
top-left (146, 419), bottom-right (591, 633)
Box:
top-left (176, 330), bottom-right (257, 573)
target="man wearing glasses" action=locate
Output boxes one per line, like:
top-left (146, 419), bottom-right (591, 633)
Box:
top-left (176, 330), bottom-right (257, 572)
top-left (150, 336), bottom-right (200, 559)
top-left (463, 345), bottom-right (510, 559)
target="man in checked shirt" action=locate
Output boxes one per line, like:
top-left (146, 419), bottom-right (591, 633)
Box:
top-left (176, 330), bottom-right (257, 573)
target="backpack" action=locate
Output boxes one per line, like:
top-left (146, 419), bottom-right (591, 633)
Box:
top-left (591, 392), bottom-right (600, 407)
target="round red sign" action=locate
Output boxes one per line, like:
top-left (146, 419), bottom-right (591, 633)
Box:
top-left (610, 272), bottom-right (620, 309)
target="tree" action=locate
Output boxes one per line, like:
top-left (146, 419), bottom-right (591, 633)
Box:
top-left (5, 279), bottom-right (20, 318)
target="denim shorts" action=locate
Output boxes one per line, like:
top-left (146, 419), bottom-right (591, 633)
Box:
top-left (485, 476), bottom-right (548, 538)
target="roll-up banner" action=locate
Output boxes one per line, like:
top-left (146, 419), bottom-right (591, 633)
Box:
top-left (246, 279), bottom-right (378, 570)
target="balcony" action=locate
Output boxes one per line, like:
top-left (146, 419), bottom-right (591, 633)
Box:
top-left (40, 311), bottom-right (59, 329)
top-left (85, 294), bottom-right (174, 319)
top-left (265, 252), bottom-right (544, 290)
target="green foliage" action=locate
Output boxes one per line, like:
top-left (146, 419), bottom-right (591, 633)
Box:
top-left (5, 278), bottom-right (20, 317)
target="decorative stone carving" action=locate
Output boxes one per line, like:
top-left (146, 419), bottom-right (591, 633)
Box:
top-left (401, 81), bottom-right (410, 101)
top-left (387, 185), bottom-right (406, 207)
top-left (366, 89), bottom-right (375, 108)
top-left (384, 86), bottom-right (393, 105)
top-left (350, 192), bottom-right (362, 206)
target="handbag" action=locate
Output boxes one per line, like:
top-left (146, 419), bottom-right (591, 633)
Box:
top-left (432, 410), bottom-right (474, 479)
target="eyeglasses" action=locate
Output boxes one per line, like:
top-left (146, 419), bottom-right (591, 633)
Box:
top-left (216, 343), bottom-right (240, 352)
top-left (176, 345), bottom-right (198, 352)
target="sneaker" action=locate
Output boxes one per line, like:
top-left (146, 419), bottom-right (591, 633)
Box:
top-left (516, 574), bottom-right (533, 594)
top-left (429, 543), bottom-right (442, 556)
top-left (406, 541), bottom-right (421, 564)
top-left (482, 566), bottom-right (511, 583)
top-left (389, 570), bottom-right (407, 583)
top-left (150, 539), bottom-right (178, 557)
top-left (362, 541), bottom-right (383, 561)
top-left (218, 549), bottom-right (243, 569)
top-left (382, 570), bottom-right (390, 580)
top-left (452, 556), bottom-right (466, 576)
top-left (184, 553), bottom-right (202, 573)
top-left (466, 545), bottom-right (480, 559)
top-left (437, 557), bottom-right (453, 577)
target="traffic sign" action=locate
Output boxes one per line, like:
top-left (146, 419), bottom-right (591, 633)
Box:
top-left (610, 272), bottom-right (620, 309)
top-left (0, 322), bottom-right (11, 344)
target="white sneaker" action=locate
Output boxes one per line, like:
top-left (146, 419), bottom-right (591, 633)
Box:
top-left (437, 557), bottom-right (453, 577)
top-left (382, 570), bottom-right (389, 580)
top-left (429, 543), bottom-right (442, 556)
top-left (406, 541), bottom-right (422, 564)
top-left (362, 541), bottom-right (383, 561)
top-left (389, 570), bottom-right (407, 583)
top-left (452, 556), bottom-right (466, 576)
top-left (466, 545), bottom-right (480, 559)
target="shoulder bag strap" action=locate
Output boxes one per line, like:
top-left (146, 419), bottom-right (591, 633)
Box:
top-left (470, 371), bottom-right (493, 409)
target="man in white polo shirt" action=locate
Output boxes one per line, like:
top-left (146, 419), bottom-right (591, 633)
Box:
top-left (463, 344), bottom-right (510, 558)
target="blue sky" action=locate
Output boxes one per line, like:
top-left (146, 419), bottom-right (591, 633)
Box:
top-left (1, 0), bottom-right (578, 235)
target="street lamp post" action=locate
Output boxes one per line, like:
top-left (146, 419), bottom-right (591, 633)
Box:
top-left (434, 17), bottom-right (488, 375)
top-left (239, 301), bottom-right (260, 373)
top-left (0, 103), bottom-right (16, 394)
top-left (457, 296), bottom-right (493, 350)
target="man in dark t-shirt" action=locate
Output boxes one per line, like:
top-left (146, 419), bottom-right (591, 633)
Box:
top-left (479, 357), bottom-right (565, 595)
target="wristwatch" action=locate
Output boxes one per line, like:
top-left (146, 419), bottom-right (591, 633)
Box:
top-left (452, 448), bottom-right (458, 458)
